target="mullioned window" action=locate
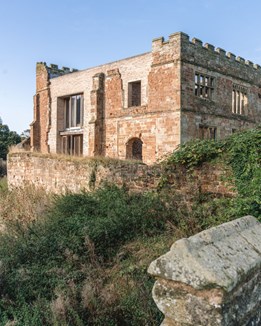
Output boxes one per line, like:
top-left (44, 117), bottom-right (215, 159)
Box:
top-left (232, 85), bottom-right (247, 115)
top-left (194, 73), bottom-right (214, 99)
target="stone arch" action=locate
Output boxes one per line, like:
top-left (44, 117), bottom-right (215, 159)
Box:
top-left (126, 137), bottom-right (143, 161)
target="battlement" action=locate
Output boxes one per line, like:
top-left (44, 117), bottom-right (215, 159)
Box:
top-left (152, 32), bottom-right (261, 72)
top-left (190, 36), bottom-right (261, 70)
top-left (37, 62), bottom-right (79, 79)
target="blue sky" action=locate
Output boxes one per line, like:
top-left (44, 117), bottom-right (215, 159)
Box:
top-left (0, 0), bottom-right (261, 133)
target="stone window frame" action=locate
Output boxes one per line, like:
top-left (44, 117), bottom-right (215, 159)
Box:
top-left (64, 94), bottom-right (84, 129)
top-left (199, 124), bottom-right (217, 140)
top-left (128, 80), bottom-right (141, 107)
top-left (61, 133), bottom-right (83, 156)
top-left (232, 84), bottom-right (247, 115)
top-left (194, 72), bottom-right (214, 100)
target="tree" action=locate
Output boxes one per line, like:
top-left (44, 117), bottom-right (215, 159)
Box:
top-left (0, 124), bottom-right (21, 159)
top-left (20, 129), bottom-right (30, 140)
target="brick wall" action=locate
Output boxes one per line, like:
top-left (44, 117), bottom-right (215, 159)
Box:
top-left (180, 35), bottom-right (261, 143)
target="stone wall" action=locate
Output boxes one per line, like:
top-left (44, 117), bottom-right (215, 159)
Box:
top-left (31, 32), bottom-right (261, 165)
top-left (47, 52), bottom-right (162, 163)
top-left (179, 34), bottom-right (261, 143)
top-left (7, 152), bottom-right (159, 194)
top-left (31, 63), bottom-right (80, 154)
top-left (7, 152), bottom-right (234, 198)
top-left (148, 215), bottom-right (261, 326)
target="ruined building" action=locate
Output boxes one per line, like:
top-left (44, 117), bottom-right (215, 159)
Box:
top-left (30, 32), bottom-right (261, 164)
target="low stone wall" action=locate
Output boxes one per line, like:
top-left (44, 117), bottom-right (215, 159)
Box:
top-left (7, 152), bottom-right (160, 193)
top-left (7, 152), bottom-right (234, 197)
top-left (148, 216), bottom-right (261, 326)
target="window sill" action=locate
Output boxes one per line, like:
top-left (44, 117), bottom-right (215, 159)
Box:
top-left (195, 96), bottom-right (214, 102)
top-left (124, 105), bottom-right (147, 110)
top-left (60, 128), bottom-right (83, 136)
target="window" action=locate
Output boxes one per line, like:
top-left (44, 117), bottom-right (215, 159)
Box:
top-left (128, 81), bottom-right (141, 107)
top-left (65, 94), bottom-right (84, 129)
top-left (199, 125), bottom-right (217, 140)
top-left (232, 85), bottom-right (247, 115)
top-left (195, 73), bottom-right (214, 99)
top-left (126, 138), bottom-right (143, 161)
top-left (61, 134), bottom-right (83, 156)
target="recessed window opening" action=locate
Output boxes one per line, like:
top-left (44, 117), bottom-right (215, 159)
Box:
top-left (65, 94), bottom-right (84, 128)
top-left (195, 73), bottom-right (214, 99)
top-left (232, 85), bottom-right (247, 115)
top-left (128, 81), bottom-right (141, 107)
top-left (126, 137), bottom-right (143, 161)
top-left (199, 125), bottom-right (217, 140)
top-left (61, 134), bottom-right (83, 156)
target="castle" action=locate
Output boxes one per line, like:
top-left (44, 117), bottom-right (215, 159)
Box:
top-left (30, 32), bottom-right (261, 164)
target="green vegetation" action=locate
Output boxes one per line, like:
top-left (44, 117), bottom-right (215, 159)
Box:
top-left (0, 127), bottom-right (259, 325)
top-left (164, 126), bottom-right (261, 219)
top-left (0, 123), bottom-right (21, 159)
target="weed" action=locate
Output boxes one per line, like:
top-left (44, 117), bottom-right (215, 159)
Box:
top-left (0, 127), bottom-right (259, 324)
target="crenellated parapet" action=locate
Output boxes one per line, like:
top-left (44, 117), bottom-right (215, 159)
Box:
top-left (37, 62), bottom-right (79, 79)
top-left (151, 32), bottom-right (261, 81)
top-left (190, 36), bottom-right (261, 71)
top-left (152, 31), bottom-right (190, 50)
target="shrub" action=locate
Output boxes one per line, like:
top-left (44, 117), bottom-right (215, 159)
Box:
top-left (0, 184), bottom-right (52, 227)
top-left (0, 127), bottom-right (259, 324)
top-left (166, 139), bottom-right (223, 169)
top-left (223, 127), bottom-right (261, 218)
top-left (0, 185), bottom-right (169, 325)
top-left (163, 127), bottom-right (261, 219)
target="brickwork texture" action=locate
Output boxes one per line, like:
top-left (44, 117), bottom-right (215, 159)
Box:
top-left (30, 32), bottom-right (261, 164)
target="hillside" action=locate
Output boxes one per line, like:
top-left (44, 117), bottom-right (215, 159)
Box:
top-left (0, 127), bottom-right (260, 325)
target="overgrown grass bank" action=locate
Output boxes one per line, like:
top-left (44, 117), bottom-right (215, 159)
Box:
top-left (163, 126), bottom-right (261, 219)
top-left (0, 127), bottom-right (259, 325)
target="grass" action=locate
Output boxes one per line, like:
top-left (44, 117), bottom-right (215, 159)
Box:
top-left (0, 185), bottom-right (239, 325)
top-left (8, 149), bottom-right (146, 167)
top-left (0, 127), bottom-right (259, 325)
top-left (0, 178), bottom-right (52, 228)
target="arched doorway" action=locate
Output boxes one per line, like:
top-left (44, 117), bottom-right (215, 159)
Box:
top-left (126, 137), bottom-right (143, 161)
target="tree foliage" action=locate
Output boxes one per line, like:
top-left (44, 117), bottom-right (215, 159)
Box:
top-left (0, 123), bottom-right (21, 159)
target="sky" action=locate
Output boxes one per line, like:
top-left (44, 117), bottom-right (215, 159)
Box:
top-left (0, 0), bottom-right (261, 134)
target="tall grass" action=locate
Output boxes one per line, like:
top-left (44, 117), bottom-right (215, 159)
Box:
top-left (0, 127), bottom-right (259, 325)
top-left (0, 180), bottom-right (52, 228)
top-left (0, 183), bottom-right (238, 325)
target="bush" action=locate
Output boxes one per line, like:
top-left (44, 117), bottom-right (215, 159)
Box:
top-left (163, 127), bottom-right (261, 219)
top-left (0, 184), bottom-right (52, 227)
top-left (0, 185), bottom-right (169, 325)
top-left (223, 128), bottom-right (261, 218)
top-left (0, 127), bottom-right (259, 324)
top-left (166, 139), bottom-right (223, 169)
